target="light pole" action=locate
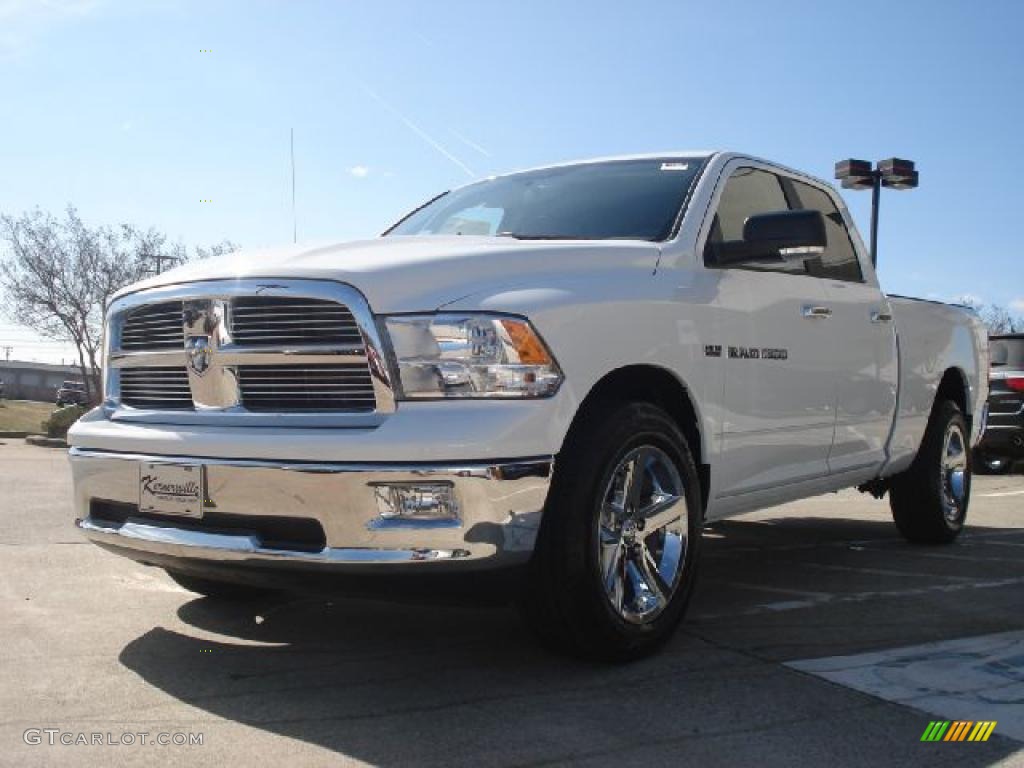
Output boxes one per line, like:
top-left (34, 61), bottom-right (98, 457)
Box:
top-left (835, 158), bottom-right (918, 267)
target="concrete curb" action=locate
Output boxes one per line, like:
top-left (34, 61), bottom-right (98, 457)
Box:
top-left (0, 431), bottom-right (31, 438)
top-left (24, 435), bottom-right (67, 448)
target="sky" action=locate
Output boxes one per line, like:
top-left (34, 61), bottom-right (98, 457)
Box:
top-left (1, 0), bottom-right (1022, 363)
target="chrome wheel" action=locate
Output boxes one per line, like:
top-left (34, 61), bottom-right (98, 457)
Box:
top-left (597, 445), bottom-right (689, 624)
top-left (940, 423), bottom-right (968, 522)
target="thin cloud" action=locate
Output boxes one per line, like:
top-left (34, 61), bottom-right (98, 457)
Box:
top-left (349, 165), bottom-right (370, 178)
top-left (352, 77), bottom-right (475, 178)
top-left (412, 31), bottom-right (436, 49)
top-left (1011, 298), bottom-right (1024, 313)
top-left (0, 0), bottom-right (99, 20)
top-left (0, 0), bottom-right (102, 58)
top-left (450, 129), bottom-right (491, 158)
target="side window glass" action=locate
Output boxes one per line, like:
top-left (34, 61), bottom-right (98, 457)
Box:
top-left (704, 168), bottom-right (806, 275)
top-left (788, 180), bottom-right (864, 282)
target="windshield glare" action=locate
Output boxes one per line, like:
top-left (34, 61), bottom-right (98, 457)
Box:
top-left (386, 158), bottom-right (705, 242)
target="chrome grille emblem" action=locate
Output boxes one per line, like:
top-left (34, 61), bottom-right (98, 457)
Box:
top-left (182, 298), bottom-right (239, 409)
top-left (186, 337), bottom-right (212, 376)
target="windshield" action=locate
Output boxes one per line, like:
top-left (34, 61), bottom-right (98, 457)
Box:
top-left (386, 158), bottom-right (706, 242)
top-left (990, 338), bottom-right (1024, 368)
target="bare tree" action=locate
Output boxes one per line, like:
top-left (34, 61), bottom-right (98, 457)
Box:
top-left (0, 207), bottom-right (237, 402)
top-left (954, 297), bottom-right (1024, 335)
top-left (120, 226), bottom-right (236, 274)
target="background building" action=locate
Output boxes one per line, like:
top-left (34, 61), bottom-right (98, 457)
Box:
top-left (0, 361), bottom-right (97, 402)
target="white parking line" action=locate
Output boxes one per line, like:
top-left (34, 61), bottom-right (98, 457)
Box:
top-left (694, 576), bottom-right (1024, 620)
top-left (788, 631), bottom-right (1024, 742)
top-left (978, 489), bottom-right (1024, 497)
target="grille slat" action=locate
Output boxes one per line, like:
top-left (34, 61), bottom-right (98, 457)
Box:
top-left (238, 364), bottom-right (375, 412)
top-left (120, 367), bottom-right (192, 409)
top-left (231, 318), bottom-right (360, 327)
top-left (120, 301), bottom-right (184, 350)
top-left (229, 297), bottom-right (362, 346)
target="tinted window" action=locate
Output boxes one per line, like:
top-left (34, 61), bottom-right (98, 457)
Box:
top-left (788, 180), bottom-right (864, 282)
top-left (704, 167), bottom-right (805, 275)
top-left (387, 158), bottom-right (705, 241)
top-left (990, 338), bottom-right (1024, 368)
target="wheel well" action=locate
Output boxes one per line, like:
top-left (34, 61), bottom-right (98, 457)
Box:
top-left (936, 367), bottom-right (969, 421)
top-left (565, 365), bottom-right (709, 510)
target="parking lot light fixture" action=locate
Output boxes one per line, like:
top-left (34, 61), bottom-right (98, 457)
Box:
top-left (835, 157), bottom-right (919, 268)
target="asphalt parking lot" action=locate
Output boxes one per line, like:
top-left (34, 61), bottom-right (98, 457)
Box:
top-left (0, 440), bottom-right (1021, 767)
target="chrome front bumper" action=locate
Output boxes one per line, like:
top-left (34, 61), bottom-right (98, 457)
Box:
top-left (70, 447), bottom-right (553, 572)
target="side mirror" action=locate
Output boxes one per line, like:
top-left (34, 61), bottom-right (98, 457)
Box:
top-left (711, 209), bottom-right (827, 266)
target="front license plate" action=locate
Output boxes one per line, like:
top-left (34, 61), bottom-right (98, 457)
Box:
top-left (139, 462), bottom-right (204, 518)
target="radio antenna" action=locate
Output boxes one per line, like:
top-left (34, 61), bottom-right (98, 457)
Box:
top-left (290, 128), bottom-right (297, 243)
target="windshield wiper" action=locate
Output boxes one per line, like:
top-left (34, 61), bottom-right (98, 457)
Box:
top-left (496, 232), bottom-right (584, 240)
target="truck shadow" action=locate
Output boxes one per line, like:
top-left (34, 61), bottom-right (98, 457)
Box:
top-left (118, 514), bottom-right (1024, 765)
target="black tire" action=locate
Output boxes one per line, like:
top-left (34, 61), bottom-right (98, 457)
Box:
top-left (165, 570), bottom-right (271, 600)
top-left (519, 401), bottom-right (703, 662)
top-left (889, 400), bottom-right (971, 544)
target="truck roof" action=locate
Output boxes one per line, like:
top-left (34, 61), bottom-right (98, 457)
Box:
top-left (470, 151), bottom-right (836, 196)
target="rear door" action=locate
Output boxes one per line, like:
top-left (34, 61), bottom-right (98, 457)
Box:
top-left (702, 163), bottom-right (838, 499)
top-left (784, 178), bottom-right (898, 476)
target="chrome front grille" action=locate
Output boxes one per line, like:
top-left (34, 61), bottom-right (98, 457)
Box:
top-left (120, 301), bottom-right (185, 350)
top-left (229, 297), bottom-right (362, 346)
top-left (107, 280), bottom-right (394, 425)
top-left (238, 365), bottom-right (376, 412)
top-left (119, 367), bottom-right (192, 409)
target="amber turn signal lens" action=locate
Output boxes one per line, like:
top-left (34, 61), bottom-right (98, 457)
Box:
top-left (501, 319), bottom-right (552, 365)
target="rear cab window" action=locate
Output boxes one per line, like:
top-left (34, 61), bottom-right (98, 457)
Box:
top-left (785, 179), bottom-right (864, 283)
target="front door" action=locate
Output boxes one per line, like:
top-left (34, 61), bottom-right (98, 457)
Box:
top-left (704, 165), bottom-right (838, 500)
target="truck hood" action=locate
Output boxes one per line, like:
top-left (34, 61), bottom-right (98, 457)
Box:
top-left (117, 236), bottom-right (661, 313)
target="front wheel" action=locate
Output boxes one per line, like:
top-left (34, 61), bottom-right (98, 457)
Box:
top-left (890, 400), bottom-right (971, 544)
top-left (519, 401), bottom-right (703, 661)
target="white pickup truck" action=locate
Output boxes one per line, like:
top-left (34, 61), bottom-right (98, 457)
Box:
top-left (69, 152), bottom-right (988, 660)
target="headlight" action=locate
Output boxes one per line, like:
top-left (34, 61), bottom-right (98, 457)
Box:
top-left (383, 314), bottom-right (563, 399)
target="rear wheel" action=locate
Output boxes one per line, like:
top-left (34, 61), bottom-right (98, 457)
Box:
top-left (165, 570), bottom-right (271, 600)
top-left (890, 400), bottom-right (971, 544)
top-left (519, 401), bottom-right (702, 661)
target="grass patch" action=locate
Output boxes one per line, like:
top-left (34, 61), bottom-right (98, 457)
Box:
top-left (0, 399), bottom-right (57, 433)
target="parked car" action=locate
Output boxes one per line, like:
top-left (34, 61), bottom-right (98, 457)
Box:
top-left (68, 152), bottom-right (989, 660)
top-left (974, 334), bottom-right (1024, 473)
top-left (56, 381), bottom-right (88, 407)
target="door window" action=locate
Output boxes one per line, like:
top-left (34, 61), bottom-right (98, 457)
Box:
top-left (703, 168), bottom-right (804, 275)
